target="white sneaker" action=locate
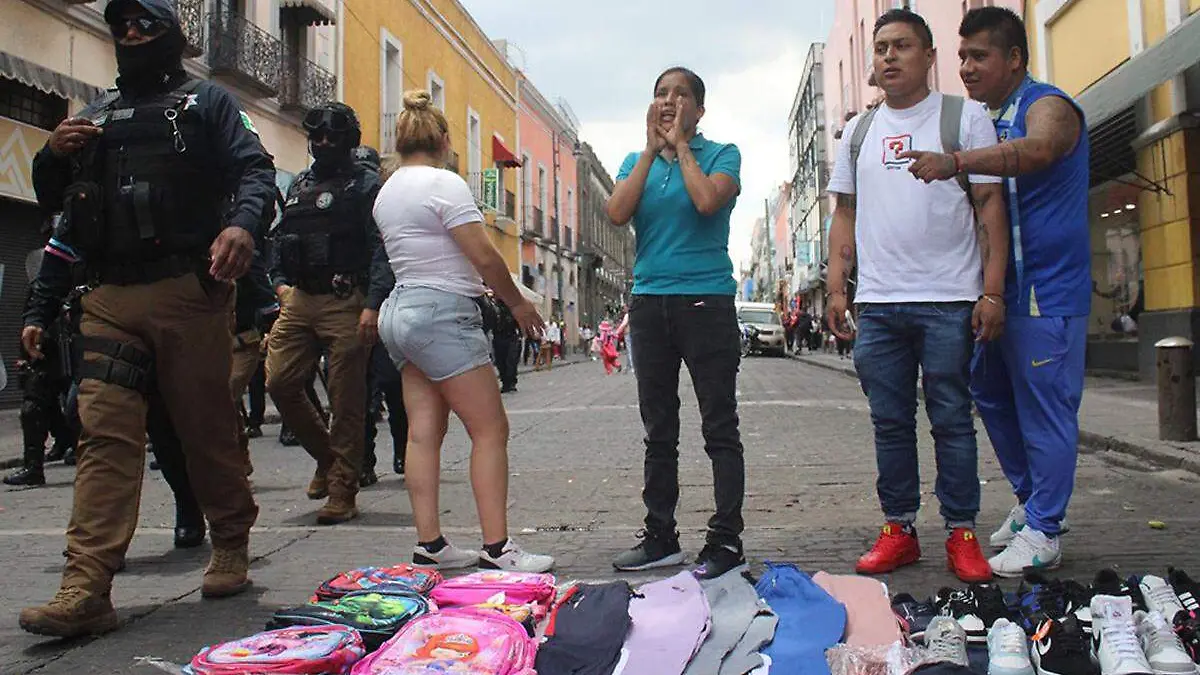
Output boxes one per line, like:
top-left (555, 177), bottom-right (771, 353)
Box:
top-left (413, 539), bottom-right (478, 570)
top-left (989, 618), bottom-right (1036, 675)
top-left (1134, 610), bottom-right (1197, 675)
top-left (989, 527), bottom-right (1062, 578)
top-left (990, 503), bottom-right (1071, 549)
top-left (1141, 577), bottom-right (1187, 622)
top-left (478, 538), bottom-right (555, 573)
top-left (926, 616), bottom-right (970, 667)
top-left (1092, 595), bottom-right (1154, 675)
top-left (991, 503), bottom-right (1027, 549)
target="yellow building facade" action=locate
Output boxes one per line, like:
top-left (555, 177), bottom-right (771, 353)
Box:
top-left (340, 0), bottom-right (522, 273)
top-left (1026, 0), bottom-right (1200, 379)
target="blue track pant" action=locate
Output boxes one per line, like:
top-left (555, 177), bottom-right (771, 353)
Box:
top-left (970, 315), bottom-right (1086, 536)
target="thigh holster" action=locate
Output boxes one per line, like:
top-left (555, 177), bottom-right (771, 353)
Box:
top-left (76, 336), bottom-right (154, 393)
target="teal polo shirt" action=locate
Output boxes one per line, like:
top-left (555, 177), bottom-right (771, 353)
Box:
top-left (617, 134), bottom-right (741, 296)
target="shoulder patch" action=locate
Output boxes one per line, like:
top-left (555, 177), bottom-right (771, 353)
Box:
top-left (239, 111), bottom-right (259, 135)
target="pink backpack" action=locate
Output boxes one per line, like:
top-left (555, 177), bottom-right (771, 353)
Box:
top-left (184, 624), bottom-right (365, 674)
top-left (350, 607), bottom-right (537, 675)
top-left (429, 571), bottom-right (556, 620)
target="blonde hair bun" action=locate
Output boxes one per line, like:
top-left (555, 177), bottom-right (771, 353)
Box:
top-left (403, 90), bottom-right (433, 111)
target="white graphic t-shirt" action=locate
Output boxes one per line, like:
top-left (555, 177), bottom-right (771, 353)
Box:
top-left (826, 92), bottom-right (1001, 304)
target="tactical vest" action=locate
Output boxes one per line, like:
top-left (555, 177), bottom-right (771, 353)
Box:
top-left (70, 80), bottom-right (221, 267)
top-left (275, 170), bottom-right (367, 285)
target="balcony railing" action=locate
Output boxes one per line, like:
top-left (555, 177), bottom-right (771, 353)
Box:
top-left (280, 47), bottom-right (335, 112)
top-left (380, 112), bottom-right (397, 155)
top-left (547, 216), bottom-right (559, 243)
top-left (465, 171), bottom-right (484, 206)
top-left (177, 0), bottom-right (206, 57)
top-left (208, 8), bottom-right (282, 97)
top-left (564, 225), bottom-right (573, 251)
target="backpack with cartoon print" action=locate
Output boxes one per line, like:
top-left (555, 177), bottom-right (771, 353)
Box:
top-left (269, 589), bottom-right (433, 651)
top-left (350, 607), bottom-right (537, 675)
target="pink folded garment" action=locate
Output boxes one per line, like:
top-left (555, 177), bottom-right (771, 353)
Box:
top-left (813, 571), bottom-right (903, 647)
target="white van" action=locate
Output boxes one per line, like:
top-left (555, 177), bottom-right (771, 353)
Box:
top-left (735, 302), bottom-right (786, 356)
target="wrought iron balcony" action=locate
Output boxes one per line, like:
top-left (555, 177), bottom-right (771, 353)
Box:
top-left (547, 216), bottom-right (559, 243)
top-left (177, 0), bottom-right (206, 57)
top-left (280, 47), bottom-right (335, 112)
top-left (208, 8), bottom-right (282, 97)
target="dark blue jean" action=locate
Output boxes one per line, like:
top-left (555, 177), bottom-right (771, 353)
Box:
top-left (853, 302), bottom-right (979, 528)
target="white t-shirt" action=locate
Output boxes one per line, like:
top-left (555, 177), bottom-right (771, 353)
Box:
top-left (544, 323), bottom-right (562, 344)
top-left (826, 92), bottom-right (1001, 304)
top-left (372, 165), bottom-right (486, 296)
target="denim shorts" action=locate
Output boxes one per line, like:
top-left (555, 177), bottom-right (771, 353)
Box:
top-left (379, 286), bottom-right (492, 382)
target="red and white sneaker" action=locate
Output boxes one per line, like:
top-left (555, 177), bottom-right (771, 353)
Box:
top-left (946, 528), bottom-right (993, 583)
top-left (856, 523), bottom-right (921, 575)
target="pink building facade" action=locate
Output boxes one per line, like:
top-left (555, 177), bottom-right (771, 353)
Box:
top-left (515, 72), bottom-right (581, 345)
top-left (822, 0), bottom-right (1024, 152)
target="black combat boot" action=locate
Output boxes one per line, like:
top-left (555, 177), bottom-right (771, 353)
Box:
top-left (173, 501), bottom-right (206, 549)
top-left (4, 446), bottom-right (47, 487)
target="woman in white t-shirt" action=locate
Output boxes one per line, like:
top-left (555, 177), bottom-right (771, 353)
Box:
top-left (373, 90), bottom-right (553, 573)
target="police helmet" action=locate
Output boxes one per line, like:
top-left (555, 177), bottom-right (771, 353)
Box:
top-left (303, 102), bottom-right (362, 148)
top-left (353, 145), bottom-right (381, 170)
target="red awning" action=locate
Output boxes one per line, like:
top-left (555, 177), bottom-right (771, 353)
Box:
top-left (492, 135), bottom-right (521, 168)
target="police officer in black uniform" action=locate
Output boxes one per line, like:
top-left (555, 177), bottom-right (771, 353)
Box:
top-left (493, 295), bottom-right (522, 393)
top-left (5, 239), bottom-right (77, 487)
top-left (266, 105), bottom-right (391, 524)
top-left (19, 0), bottom-right (273, 637)
top-left (351, 145), bottom-right (406, 487)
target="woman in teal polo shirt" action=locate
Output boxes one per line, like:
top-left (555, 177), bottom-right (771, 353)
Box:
top-left (606, 67), bottom-right (746, 580)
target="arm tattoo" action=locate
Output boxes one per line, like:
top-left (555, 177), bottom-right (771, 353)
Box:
top-left (978, 220), bottom-right (992, 267)
top-left (839, 245), bottom-right (854, 262)
top-left (836, 193), bottom-right (856, 209)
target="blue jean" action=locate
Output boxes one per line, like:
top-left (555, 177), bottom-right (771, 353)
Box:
top-left (853, 302), bottom-right (979, 528)
top-left (970, 315), bottom-right (1086, 536)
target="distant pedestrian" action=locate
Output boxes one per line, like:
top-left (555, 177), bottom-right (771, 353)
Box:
top-left (825, 9), bottom-right (1008, 584)
top-left (606, 66), bottom-right (746, 580)
top-left (939, 7), bottom-right (1089, 576)
top-left (615, 311), bottom-right (634, 374)
top-left (374, 89), bottom-right (553, 572)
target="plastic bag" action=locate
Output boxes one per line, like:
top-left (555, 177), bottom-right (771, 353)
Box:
top-left (826, 641), bottom-right (929, 675)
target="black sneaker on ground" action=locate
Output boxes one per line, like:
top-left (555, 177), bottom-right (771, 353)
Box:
top-left (1092, 569), bottom-right (1146, 612)
top-left (1017, 572), bottom-right (1070, 635)
top-left (1031, 616), bottom-right (1098, 675)
top-left (936, 587), bottom-right (987, 644)
top-left (1063, 579), bottom-right (1095, 635)
top-left (245, 425), bottom-right (263, 439)
top-left (359, 470), bottom-right (379, 488)
top-left (1171, 615), bottom-right (1200, 664)
top-left (892, 593), bottom-right (938, 643)
top-left (692, 542), bottom-right (746, 581)
top-left (1168, 568), bottom-right (1200, 620)
top-left (62, 447), bottom-right (76, 466)
top-left (972, 583), bottom-right (1013, 629)
top-left (611, 530), bottom-right (686, 572)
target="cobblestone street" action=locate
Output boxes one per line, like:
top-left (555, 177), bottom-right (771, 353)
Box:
top-left (2, 356), bottom-right (1199, 673)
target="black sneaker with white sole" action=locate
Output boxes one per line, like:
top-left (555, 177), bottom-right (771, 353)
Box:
top-left (612, 530), bottom-right (686, 572)
top-left (1031, 617), bottom-right (1098, 675)
top-left (1167, 568), bottom-right (1200, 621)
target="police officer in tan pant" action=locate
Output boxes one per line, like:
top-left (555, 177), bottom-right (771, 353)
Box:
top-left (267, 103), bottom-right (391, 525)
top-left (19, 0), bottom-right (274, 638)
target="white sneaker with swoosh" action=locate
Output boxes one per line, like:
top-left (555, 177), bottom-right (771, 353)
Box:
top-left (989, 527), bottom-right (1062, 578)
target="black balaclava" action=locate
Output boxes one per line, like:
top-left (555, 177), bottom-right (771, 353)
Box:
top-left (105, 0), bottom-right (186, 91)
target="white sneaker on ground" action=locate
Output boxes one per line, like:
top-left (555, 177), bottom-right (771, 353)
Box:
top-left (991, 503), bottom-right (1027, 549)
top-left (1092, 595), bottom-right (1154, 675)
top-left (1134, 610), bottom-right (1197, 675)
top-left (989, 527), bottom-right (1062, 578)
top-left (926, 616), bottom-right (970, 667)
top-left (990, 503), bottom-right (1071, 549)
top-left (478, 539), bottom-right (555, 573)
top-left (989, 618), bottom-right (1036, 675)
top-left (412, 539), bottom-right (478, 570)
top-left (1140, 577), bottom-right (1188, 622)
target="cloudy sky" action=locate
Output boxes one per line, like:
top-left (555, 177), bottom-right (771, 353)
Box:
top-left (459, 0), bottom-right (834, 270)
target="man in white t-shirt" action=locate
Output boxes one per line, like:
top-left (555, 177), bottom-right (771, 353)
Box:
top-left (824, 8), bottom-right (1010, 584)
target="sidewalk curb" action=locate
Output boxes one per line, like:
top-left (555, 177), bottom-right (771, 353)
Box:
top-left (788, 353), bottom-right (1200, 477)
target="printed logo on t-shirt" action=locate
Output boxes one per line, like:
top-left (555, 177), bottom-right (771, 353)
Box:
top-left (882, 134), bottom-right (913, 169)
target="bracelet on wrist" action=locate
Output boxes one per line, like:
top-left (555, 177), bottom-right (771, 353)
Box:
top-left (952, 152), bottom-right (963, 175)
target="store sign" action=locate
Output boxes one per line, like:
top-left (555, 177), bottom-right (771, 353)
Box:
top-left (482, 167), bottom-right (499, 212)
top-left (0, 116), bottom-right (48, 204)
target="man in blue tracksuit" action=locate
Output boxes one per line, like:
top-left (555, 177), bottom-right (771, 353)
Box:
top-left (900, 7), bottom-right (1090, 576)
